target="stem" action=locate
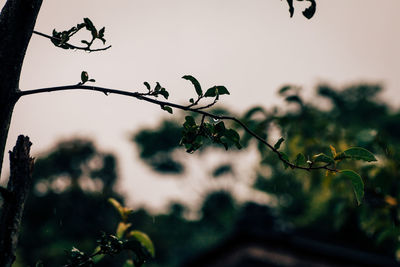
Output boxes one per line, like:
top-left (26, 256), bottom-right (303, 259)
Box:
top-left (33, 30), bottom-right (111, 52)
top-left (17, 84), bottom-right (337, 172)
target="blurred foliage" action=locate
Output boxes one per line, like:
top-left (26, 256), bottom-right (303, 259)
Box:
top-left (131, 83), bottom-right (400, 260)
top-left (14, 83), bottom-right (400, 266)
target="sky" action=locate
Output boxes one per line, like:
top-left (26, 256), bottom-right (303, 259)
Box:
top-left (2, 0), bottom-right (400, 211)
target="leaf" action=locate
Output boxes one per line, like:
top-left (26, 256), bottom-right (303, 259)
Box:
top-left (278, 85), bottom-right (292, 95)
top-left (214, 121), bottom-right (226, 135)
top-left (280, 152), bottom-right (290, 169)
top-left (116, 222), bottom-right (132, 239)
top-left (286, 0), bottom-right (294, 17)
top-left (88, 79), bottom-right (96, 82)
top-left (154, 82), bottom-right (161, 92)
top-left (303, 0), bottom-right (317, 19)
top-left (158, 89), bottom-right (169, 99)
top-left (189, 98), bottom-right (194, 104)
top-left (334, 147), bottom-right (377, 162)
top-left (329, 145), bottom-right (337, 158)
top-left (184, 116), bottom-right (196, 127)
top-left (108, 198), bottom-right (124, 218)
top-left (215, 86), bottom-right (230, 95)
top-left (274, 137), bottom-right (285, 150)
top-left (127, 230), bottom-right (155, 258)
top-left (294, 153), bottom-right (306, 167)
top-left (81, 71), bottom-right (89, 84)
top-left (340, 170), bottom-right (364, 205)
top-left (285, 95), bottom-right (302, 105)
top-left (204, 87), bottom-right (218, 97)
top-left (161, 105), bottom-right (173, 114)
top-left (182, 75), bottom-right (202, 96)
top-left (98, 27), bottom-right (105, 38)
top-left (143, 82), bottom-right (151, 91)
top-left (224, 129), bottom-right (242, 149)
top-left (313, 153), bottom-right (335, 165)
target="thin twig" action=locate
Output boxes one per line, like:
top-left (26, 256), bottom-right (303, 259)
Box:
top-left (33, 30), bottom-right (111, 52)
top-left (16, 85), bottom-right (337, 172)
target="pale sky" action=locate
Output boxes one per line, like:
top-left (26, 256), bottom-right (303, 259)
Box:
top-left (2, 0), bottom-right (400, 211)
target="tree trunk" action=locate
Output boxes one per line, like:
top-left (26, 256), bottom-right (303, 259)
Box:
top-left (0, 0), bottom-right (43, 177)
top-left (0, 136), bottom-right (34, 266)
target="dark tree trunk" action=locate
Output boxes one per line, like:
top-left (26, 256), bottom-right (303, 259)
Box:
top-left (0, 0), bottom-right (43, 177)
top-left (0, 136), bottom-right (34, 266)
top-left (0, 0), bottom-right (42, 265)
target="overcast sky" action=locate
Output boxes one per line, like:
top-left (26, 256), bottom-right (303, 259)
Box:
top-left (2, 0), bottom-right (400, 211)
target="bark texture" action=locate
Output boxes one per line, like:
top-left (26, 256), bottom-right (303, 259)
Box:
top-left (0, 0), bottom-right (43, 177)
top-left (0, 136), bottom-right (34, 266)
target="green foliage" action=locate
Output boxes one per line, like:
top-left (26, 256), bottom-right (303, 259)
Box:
top-left (334, 147), bottom-right (377, 162)
top-left (179, 116), bottom-right (241, 153)
top-left (340, 170), bottom-right (364, 206)
top-left (65, 198), bottom-right (155, 267)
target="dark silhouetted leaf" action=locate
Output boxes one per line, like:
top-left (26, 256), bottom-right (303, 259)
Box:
top-left (161, 106), bottom-right (173, 114)
top-left (274, 137), bottom-right (285, 150)
top-left (81, 71), bottom-right (89, 84)
top-left (204, 87), bottom-right (218, 97)
top-left (303, 0), bottom-right (316, 19)
top-left (182, 75), bottom-right (202, 96)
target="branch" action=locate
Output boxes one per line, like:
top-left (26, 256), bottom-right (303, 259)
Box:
top-left (33, 30), bottom-right (111, 52)
top-left (0, 135), bottom-right (34, 267)
top-left (16, 85), bottom-right (336, 172)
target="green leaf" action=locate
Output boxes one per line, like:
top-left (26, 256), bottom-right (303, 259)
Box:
top-left (280, 152), bottom-right (290, 169)
top-left (81, 71), bottom-right (89, 84)
top-left (214, 121), bottom-right (226, 135)
top-left (161, 105), bottom-right (173, 114)
top-left (204, 87), bottom-right (217, 97)
top-left (204, 86), bottom-right (230, 98)
top-left (116, 222), bottom-right (132, 239)
top-left (183, 116), bottom-right (196, 127)
top-left (340, 170), bottom-right (364, 205)
top-left (108, 198), bottom-right (124, 218)
top-left (313, 153), bottom-right (335, 165)
top-left (182, 75), bottom-right (202, 96)
top-left (128, 231), bottom-right (155, 258)
top-left (274, 137), bottom-right (285, 150)
top-left (334, 147), bottom-right (377, 162)
top-left (224, 129), bottom-right (242, 149)
top-left (215, 86), bottom-right (230, 95)
top-left (294, 153), bottom-right (306, 167)
top-left (189, 98), bottom-right (194, 104)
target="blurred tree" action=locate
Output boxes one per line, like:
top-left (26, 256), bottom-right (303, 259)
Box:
top-left (131, 83), bottom-right (400, 260)
top-left (15, 139), bottom-right (124, 266)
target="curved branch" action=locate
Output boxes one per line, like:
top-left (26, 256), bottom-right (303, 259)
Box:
top-left (33, 31), bottom-right (111, 52)
top-left (17, 84), bottom-right (337, 173)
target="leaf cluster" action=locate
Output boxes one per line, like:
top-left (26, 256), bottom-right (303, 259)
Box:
top-left (180, 116), bottom-right (241, 153)
top-left (51, 18), bottom-right (109, 51)
top-left (65, 198), bottom-right (155, 267)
